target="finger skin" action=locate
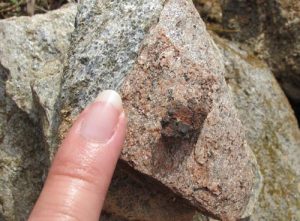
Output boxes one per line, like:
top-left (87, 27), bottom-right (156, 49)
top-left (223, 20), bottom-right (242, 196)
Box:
top-left (29, 99), bottom-right (127, 221)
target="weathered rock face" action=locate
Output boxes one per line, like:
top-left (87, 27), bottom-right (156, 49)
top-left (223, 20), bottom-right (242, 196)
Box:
top-left (0, 4), bottom-right (205, 221)
top-left (0, 5), bottom-right (77, 221)
top-left (0, 66), bottom-right (48, 221)
top-left (214, 35), bottom-right (300, 220)
top-left (0, 4), bottom-right (76, 116)
top-left (60, 0), bottom-right (261, 219)
top-left (193, 0), bottom-right (300, 123)
top-left (0, 4), bottom-right (78, 160)
top-left (120, 2), bottom-right (261, 219)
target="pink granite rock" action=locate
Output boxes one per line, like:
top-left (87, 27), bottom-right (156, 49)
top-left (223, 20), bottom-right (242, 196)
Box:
top-left (59, 0), bottom-right (262, 219)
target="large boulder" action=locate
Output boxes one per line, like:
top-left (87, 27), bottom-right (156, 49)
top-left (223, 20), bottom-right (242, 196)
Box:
top-left (193, 0), bottom-right (300, 123)
top-left (59, 0), bottom-right (261, 220)
top-left (214, 35), bottom-right (300, 220)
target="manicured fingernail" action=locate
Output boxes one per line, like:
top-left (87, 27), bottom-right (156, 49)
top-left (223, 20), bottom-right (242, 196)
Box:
top-left (80, 90), bottom-right (123, 143)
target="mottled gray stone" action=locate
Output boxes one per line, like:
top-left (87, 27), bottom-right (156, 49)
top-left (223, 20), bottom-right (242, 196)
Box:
top-left (0, 4), bottom-right (77, 116)
top-left (0, 65), bottom-right (7, 143)
top-left (32, 74), bottom-right (62, 159)
top-left (0, 5), bottom-right (77, 221)
top-left (60, 0), bottom-right (165, 120)
top-left (214, 35), bottom-right (300, 221)
top-left (193, 0), bottom-right (300, 122)
top-left (0, 68), bottom-right (48, 221)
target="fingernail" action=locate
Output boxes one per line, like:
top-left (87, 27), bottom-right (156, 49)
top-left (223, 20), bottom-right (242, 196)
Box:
top-left (80, 90), bottom-right (123, 143)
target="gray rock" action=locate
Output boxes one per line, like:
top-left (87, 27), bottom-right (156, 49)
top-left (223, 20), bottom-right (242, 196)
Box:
top-left (59, 0), bottom-right (165, 120)
top-left (0, 66), bottom-right (48, 221)
top-left (59, 0), bottom-right (261, 219)
top-left (32, 74), bottom-right (62, 159)
top-left (0, 3), bottom-right (78, 160)
top-left (0, 4), bottom-right (77, 117)
top-left (214, 35), bottom-right (300, 221)
top-left (193, 0), bottom-right (300, 121)
top-left (0, 5), bottom-right (77, 221)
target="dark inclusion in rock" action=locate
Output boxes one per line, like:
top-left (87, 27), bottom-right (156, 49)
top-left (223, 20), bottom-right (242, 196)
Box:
top-left (161, 101), bottom-right (202, 149)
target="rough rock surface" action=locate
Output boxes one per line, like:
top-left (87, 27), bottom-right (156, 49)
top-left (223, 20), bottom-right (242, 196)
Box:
top-left (0, 65), bottom-right (48, 221)
top-left (0, 4), bottom-right (77, 117)
top-left (0, 5), bottom-right (77, 221)
top-left (0, 4), bottom-right (77, 160)
top-left (59, 0), bottom-right (261, 219)
top-left (214, 35), bottom-right (300, 220)
top-left (0, 5), bottom-right (203, 221)
top-left (193, 0), bottom-right (300, 123)
top-left (103, 164), bottom-right (199, 221)
top-left (0, 1), bottom-right (299, 220)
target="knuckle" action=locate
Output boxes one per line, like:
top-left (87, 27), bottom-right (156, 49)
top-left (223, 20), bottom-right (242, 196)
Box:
top-left (50, 158), bottom-right (108, 189)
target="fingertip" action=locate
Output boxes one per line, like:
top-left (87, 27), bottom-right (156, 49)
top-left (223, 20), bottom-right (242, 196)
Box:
top-left (29, 90), bottom-right (127, 221)
top-left (95, 90), bottom-right (123, 111)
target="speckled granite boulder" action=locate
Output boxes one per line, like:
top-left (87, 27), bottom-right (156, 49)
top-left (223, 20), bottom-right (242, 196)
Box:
top-left (213, 35), bottom-right (300, 221)
top-left (59, 0), bottom-right (261, 219)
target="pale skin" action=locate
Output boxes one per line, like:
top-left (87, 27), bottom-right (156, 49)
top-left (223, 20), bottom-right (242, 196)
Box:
top-left (29, 90), bottom-right (127, 221)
